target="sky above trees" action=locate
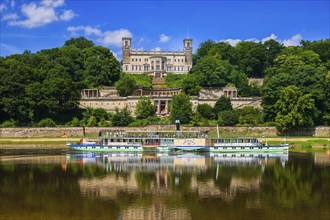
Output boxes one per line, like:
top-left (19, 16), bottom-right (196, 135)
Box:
top-left (0, 0), bottom-right (329, 58)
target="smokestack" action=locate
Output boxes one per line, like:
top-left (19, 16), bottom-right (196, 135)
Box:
top-left (175, 117), bottom-right (180, 131)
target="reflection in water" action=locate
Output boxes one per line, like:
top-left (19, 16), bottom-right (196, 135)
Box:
top-left (0, 151), bottom-right (329, 220)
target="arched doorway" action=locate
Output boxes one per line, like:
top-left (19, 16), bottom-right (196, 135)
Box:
top-left (160, 101), bottom-right (166, 114)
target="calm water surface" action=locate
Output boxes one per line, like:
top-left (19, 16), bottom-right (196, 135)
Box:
top-left (0, 149), bottom-right (329, 220)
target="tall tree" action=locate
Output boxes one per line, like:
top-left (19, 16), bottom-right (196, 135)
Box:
top-left (275, 85), bottom-right (316, 132)
top-left (169, 94), bottom-right (193, 124)
top-left (135, 97), bottom-right (155, 119)
top-left (212, 96), bottom-right (233, 119)
top-left (115, 74), bottom-right (137, 96)
top-left (236, 41), bottom-right (267, 78)
top-left (193, 40), bottom-right (215, 64)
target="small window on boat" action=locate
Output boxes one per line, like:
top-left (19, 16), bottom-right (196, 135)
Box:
top-left (117, 147), bottom-right (120, 149)
top-left (241, 147), bottom-right (244, 149)
top-left (232, 139), bottom-right (237, 143)
top-left (134, 147), bottom-right (137, 149)
top-left (225, 139), bottom-right (230, 143)
top-left (214, 147), bottom-right (218, 149)
top-left (245, 139), bottom-right (251, 143)
top-left (219, 139), bottom-right (224, 143)
top-left (251, 139), bottom-right (256, 143)
top-left (232, 147), bottom-right (236, 149)
top-left (238, 139), bottom-right (243, 143)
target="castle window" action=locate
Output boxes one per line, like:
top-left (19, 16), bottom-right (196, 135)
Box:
top-left (139, 58), bottom-right (141, 62)
top-left (174, 66), bottom-right (176, 71)
top-left (187, 42), bottom-right (190, 47)
top-left (139, 66), bottom-right (141, 70)
top-left (125, 41), bottom-right (128, 46)
top-left (156, 61), bottom-right (160, 70)
top-left (182, 59), bottom-right (183, 62)
top-left (174, 59), bottom-right (176, 62)
top-left (125, 65), bottom-right (128, 71)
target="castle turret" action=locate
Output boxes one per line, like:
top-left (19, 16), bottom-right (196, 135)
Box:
top-left (122, 37), bottom-right (131, 64)
top-left (183, 38), bottom-right (193, 69)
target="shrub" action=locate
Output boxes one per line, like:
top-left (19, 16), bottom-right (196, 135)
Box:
top-left (218, 110), bottom-right (239, 126)
top-left (1, 120), bottom-right (17, 127)
top-left (37, 118), bottom-right (56, 127)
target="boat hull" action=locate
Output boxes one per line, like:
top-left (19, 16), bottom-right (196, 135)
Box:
top-left (209, 144), bottom-right (289, 152)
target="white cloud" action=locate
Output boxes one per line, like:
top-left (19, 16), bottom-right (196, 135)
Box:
top-left (7, 0), bottom-right (75, 28)
top-left (261, 33), bottom-right (278, 43)
top-left (59, 10), bottom-right (75, 21)
top-left (220, 33), bottom-right (303, 47)
top-left (67, 26), bottom-right (132, 47)
top-left (219, 38), bottom-right (242, 46)
top-left (1, 13), bottom-right (18, 21)
top-left (245, 38), bottom-right (260, 43)
top-left (282, 34), bottom-right (303, 46)
top-left (97, 29), bottom-right (132, 47)
top-left (41, 0), bottom-right (64, 8)
top-left (159, 34), bottom-right (170, 43)
top-left (67, 25), bottom-right (102, 36)
top-left (0, 3), bottom-right (7, 12)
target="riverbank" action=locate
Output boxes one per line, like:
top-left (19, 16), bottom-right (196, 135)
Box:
top-left (1, 137), bottom-right (329, 152)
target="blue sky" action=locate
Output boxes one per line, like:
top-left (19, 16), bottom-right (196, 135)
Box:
top-left (1, 0), bottom-right (329, 58)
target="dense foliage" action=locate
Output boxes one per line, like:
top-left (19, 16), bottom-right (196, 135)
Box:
top-left (169, 94), bottom-right (193, 124)
top-left (0, 37), bottom-right (329, 129)
top-left (0, 37), bottom-right (119, 125)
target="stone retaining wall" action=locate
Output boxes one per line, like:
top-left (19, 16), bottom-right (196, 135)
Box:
top-left (0, 126), bottom-right (328, 137)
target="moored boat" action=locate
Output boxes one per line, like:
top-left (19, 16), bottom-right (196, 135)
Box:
top-left (209, 137), bottom-right (288, 152)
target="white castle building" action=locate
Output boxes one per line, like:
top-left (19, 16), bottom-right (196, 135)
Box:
top-left (122, 37), bottom-right (193, 78)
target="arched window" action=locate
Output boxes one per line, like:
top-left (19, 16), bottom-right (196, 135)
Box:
top-left (151, 61), bottom-right (154, 70)
top-left (156, 61), bottom-right (160, 70)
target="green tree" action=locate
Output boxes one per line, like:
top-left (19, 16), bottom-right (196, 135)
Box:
top-left (181, 76), bottom-right (201, 96)
top-left (197, 104), bottom-right (214, 119)
top-left (169, 94), bottom-right (193, 124)
top-left (193, 39), bottom-right (215, 64)
top-left (37, 118), bottom-right (56, 127)
top-left (212, 96), bottom-right (233, 118)
top-left (218, 110), bottom-right (239, 126)
top-left (64, 37), bottom-right (94, 49)
top-left (83, 46), bottom-right (120, 88)
top-left (87, 116), bottom-right (98, 127)
top-left (275, 85), bottom-right (316, 132)
top-left (236, 41), bottom-right (267, 78)
top-left (301, 39), bottom-right (330, 63)
top-left (115, 74), bottom-right (137, 96)
top-left (112, 107), bottom-right (133, 126)
top-left (189, 56), bottom-right (235, 87)
top-left (239, 106), bottom-right (263, 125)
top-left (263, 39), bottom-right (284, 67)
top-left (135, 97), bottom-right (155, 119)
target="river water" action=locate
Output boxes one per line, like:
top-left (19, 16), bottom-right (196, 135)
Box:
top-left (0, 149), bottom-right (329, 220)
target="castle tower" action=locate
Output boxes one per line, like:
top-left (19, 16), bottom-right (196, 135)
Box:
top-left (122, 37), bottom-right (131, 64)
top-left (183, 38), bottom-right (193, 65)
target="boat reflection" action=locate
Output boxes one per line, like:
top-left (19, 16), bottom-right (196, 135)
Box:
top-left (66, 151), bottom-right (288, 171)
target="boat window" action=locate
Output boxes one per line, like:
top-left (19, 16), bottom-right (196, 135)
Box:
top-left (232, 139), bottom-right (237, 143)
top-left (214, 147), bottom-right (218, 149)
top-left (219, 139), bottom-right (224, 143)
top-left (251, 139), bottom-right (256, 143)
top-left (238, 139), bottom-right (243, 143)
top-left (245, 139), bottom-right (251, 143)
top-left (225, 139), bottom-right (230, 143)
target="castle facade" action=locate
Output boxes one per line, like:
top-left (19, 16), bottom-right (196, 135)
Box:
top-left (122, 37), bottom-right (193, 78)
